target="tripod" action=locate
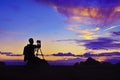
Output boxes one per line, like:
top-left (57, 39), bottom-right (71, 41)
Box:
top-left (36, 40), bottom-right (45, 60)
top-left (39, 48), bottom-right (45, 60)
top-left (36, 48), bottom-right (45, 60)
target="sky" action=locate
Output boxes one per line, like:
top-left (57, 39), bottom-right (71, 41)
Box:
top-left (1, 0), bottom-right (120, 58)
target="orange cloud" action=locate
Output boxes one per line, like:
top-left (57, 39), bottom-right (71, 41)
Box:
top-left (36, 0), bottom-right (120, 26)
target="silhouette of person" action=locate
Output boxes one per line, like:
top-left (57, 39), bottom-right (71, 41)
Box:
top-left (23, 38), bottom-right (41, 63)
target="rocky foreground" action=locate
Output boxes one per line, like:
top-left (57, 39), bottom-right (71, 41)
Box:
top-left (0, 64), bottom-right (120, 80)
top-left (0, 57), bottom-right (120, 80)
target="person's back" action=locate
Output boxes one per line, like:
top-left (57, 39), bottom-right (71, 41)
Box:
top-left (23, 44), bottom-right (36, 61)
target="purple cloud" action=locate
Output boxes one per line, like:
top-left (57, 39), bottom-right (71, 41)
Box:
top-left (83, 52), bottom-right (120, 57)
top-left (112, 31), bottom-right (120, 36)
top-left (0, 52), bottom-right (23, 56)
top-left (55, 37), bottom-right (120, 50)
top-left (8, 54), bottom-right (23, 56)
top-left (0, 52), bottom-right (12, 55)
top-left (81, 37), bottom-right (120, 50)
top-left (52, 52), bottom-right (75, 56)
top-left (35, 0), bottom-right (120, 26)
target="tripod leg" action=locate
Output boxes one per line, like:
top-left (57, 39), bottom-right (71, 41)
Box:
top-left (40, 48), bottom-right (45, 59)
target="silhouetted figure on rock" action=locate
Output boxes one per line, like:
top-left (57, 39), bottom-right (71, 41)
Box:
top-left (23, 38), bottom-right (49, 66)
top-left (23, 38), bottom-right (40, 62)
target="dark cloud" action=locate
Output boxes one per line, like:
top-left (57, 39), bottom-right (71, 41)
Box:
top-left (55, 37), bottom-right (120, 50)
top-left (0, 52), bottom-right (23, 56)
top-left (8, 54), bottom-right (23, 56)
top-left (52, 52), bottom-right (75, 56)
top-left (0, 52), bottom-right (12, 55)
top-left (83, 52), bottom-right (120, 57)
top-left (112, 31), bottom-right (120, 36)
top-left (81, 37), bottom-right (120, 50)
top-left (104, 58), bottom-right (120, 64)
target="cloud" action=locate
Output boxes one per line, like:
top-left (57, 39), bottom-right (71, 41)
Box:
top-left (67, 24), bottom-right (102, 40)
top-left (78, 29), bottom-right (98, 40)
top-left (55, 37), bottom-right (120, 50)
top-left (112, 31), bottom-right (120, 36)
top-left (0, 52), bottom-right (12, 55)
top-left (35, 0), bottom-right (120, 26)
top-left (8, 54), bottom-right (23, 56)
top-left (104, 25), bottom-right (119, 31)
top-left (52, 52), bottom-right (75, 56)
top-left (83, 52), bottom-right (120, 57)
top-left (35, 0), bottom-right (120, 40)
top-left (82, 37), bottom-right (120, 50)
top-left (0, 52), bottom-right (23, 56)
top-left (104, 58), bottom-right (120, 64)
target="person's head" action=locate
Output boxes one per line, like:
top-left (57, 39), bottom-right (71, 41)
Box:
top-left (29, 38), bottom-right (34, 45)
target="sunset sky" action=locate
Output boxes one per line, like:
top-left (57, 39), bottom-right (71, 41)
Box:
top-left (1, 0), bottom-right (120, 57)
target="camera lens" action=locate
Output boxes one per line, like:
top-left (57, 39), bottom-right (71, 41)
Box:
top-left (37, 40), bottom-right (41, 43)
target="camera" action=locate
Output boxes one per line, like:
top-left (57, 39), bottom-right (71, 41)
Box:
top-left (36, 40), bottom-right (41, 45)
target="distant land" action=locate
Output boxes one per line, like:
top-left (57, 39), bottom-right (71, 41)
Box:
top-left (1, 51), bottom-right (120, 65)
